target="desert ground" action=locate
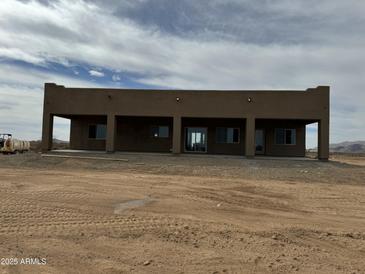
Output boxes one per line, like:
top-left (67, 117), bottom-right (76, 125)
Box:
top-left (0, 152), bottom-right (364, 274)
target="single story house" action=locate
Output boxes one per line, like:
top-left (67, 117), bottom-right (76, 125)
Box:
top-left (41, 83), bottom-right (329, 160)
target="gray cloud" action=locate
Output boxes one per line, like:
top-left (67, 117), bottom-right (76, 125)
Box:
top-left (15, 0), bottom-right (365, 46)
top-left (0, 101), bottom-right (17, 110)
top-left (87, 0), bottom-right (365, 46)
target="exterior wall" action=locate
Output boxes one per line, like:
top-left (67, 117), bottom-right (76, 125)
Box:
top-left (43, 84), bottom-right (329, 120)
top-left (69, 116), bottom-right (306, 156)
top-left (70, 116), bottom-right (245, 155)
top-left (181, 118), bottom-right (245, 155)
top-left (115, 116), bottom-right (173, 153)
top-left (42, 83), bottom-right (330, 159)
top-left (70, 116), bottom-right (106, 150)
top-left (256, 119), bottom-right (306, 157)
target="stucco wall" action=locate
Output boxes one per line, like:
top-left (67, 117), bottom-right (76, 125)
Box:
top-left (115, 116), bottom-right (173, 153)
top-left (181, 118), bottom-right (245, 155)
top-left (70, 115), bottom-right (107, 150)
top-left (256, 119), bottom-right (306, 157)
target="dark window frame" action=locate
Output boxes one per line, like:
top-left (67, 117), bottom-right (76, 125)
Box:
top-left (274, 128), bottom-right (296, 145)
top-left (215, 127), bottom-right (240, 144)
top-left (88, 124), bottom-right (107, 140)
top-left (151, 125), bottom-right (169, 138)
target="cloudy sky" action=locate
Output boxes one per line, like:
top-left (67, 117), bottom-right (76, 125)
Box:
top-left (0, 0), bottom-right (364, 147)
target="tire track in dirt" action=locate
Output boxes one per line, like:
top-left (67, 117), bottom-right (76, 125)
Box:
top-left (174, 189), bottom-right (298, 213)
top-left (0, 187), bottom-right (211, 238)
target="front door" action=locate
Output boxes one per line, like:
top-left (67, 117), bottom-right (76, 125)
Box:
top-left (255, 129), bottom-right (265, 154)
top-left (185, 127), bottom-right (207, 153)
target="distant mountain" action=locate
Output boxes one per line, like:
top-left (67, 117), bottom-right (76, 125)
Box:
top-left (53, 138), bottom-right (69, 144)
top-left (330, 141), bottom-right (365, 153)
top-left (308, 141), bottom-right (365, 153)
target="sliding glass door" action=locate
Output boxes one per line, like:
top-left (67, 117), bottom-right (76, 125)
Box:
top-left (185, 127), bottom-right (207, 153)
top-left (255, 129), bottom-right (265, 154)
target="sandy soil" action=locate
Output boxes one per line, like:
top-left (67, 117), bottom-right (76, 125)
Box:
top-left (0, 152), bottom-right (364, 274)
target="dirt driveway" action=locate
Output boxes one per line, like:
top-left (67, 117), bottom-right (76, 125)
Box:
top-left (0, 152), bottom-right (364, 274)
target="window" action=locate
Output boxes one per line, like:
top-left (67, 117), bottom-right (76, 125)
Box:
top-left (151, 126), bottom-right (169, 138)
top-left (275, 128), bottom-right (296, 145)
top-left (216, 127), bottom-right (240, 144)
top-left (88, 124), bottom-right (107, 139)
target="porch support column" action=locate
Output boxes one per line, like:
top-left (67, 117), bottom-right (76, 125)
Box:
top-left (41, 113), bottom-right (53, 152)
top-left (245, 116), bottom-right (255, 158)
top-left (172, 116), bottom-right (181, 154)
top-left (106, 114), bottom-right (116, 153)
top-left (318, 118), bottom-right (329, 160)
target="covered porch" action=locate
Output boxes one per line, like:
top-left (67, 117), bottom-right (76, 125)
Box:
top-left (42, 114), bottom-right (329, 160)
